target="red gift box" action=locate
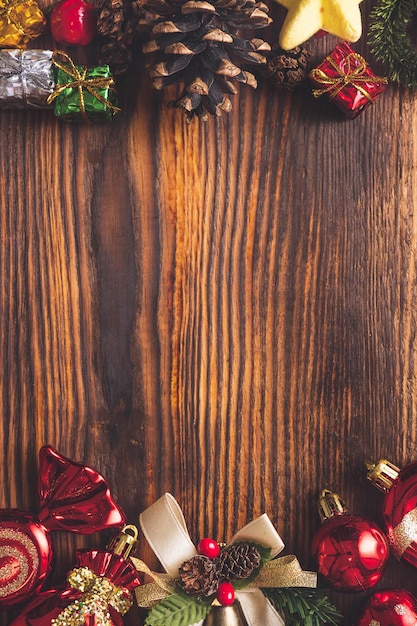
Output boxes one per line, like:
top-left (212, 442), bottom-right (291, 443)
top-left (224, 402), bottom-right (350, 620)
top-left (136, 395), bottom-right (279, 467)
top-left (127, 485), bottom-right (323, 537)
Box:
top-left (308, 42), bottom-right (387, 119)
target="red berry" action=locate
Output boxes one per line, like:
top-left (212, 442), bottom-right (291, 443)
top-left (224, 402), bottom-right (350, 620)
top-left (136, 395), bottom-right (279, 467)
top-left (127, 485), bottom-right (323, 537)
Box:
top-left (197, 538), bottom-right (220, 559)
top-left (50, 0), bottom-right (96, 46)
top-left (216, 581), bottom-right (235, 606)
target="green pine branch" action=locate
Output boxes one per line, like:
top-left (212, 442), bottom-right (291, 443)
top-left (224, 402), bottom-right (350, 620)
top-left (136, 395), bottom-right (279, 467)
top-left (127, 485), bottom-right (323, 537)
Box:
top-left (262, 588), bottom-right (343, 626)
top-left (368, 0), bottom-right (417, 88)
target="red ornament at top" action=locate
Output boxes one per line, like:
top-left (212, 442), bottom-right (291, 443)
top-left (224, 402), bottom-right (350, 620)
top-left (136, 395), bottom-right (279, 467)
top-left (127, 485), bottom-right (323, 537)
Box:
top-left (197, 538), bottom-right (220, 559)
top-left (312, 489), bottom-right (389, 593)
top-left (355, 589), bottom-right (417, 626)
top-left (0, 445), bottom-right (125, 609)
top-left (367, 458), bottom-right (417, 568)
top-left (50, 0), bottom-right (96, 46)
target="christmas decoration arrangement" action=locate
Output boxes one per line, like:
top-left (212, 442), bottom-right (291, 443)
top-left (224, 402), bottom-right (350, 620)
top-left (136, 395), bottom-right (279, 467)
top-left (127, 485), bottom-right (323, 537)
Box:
top-left (0, 0), bottom-right (400, 121)
top-left (129, 493), bottom-right (330, 626)
top-left (7, 452), bottom-right (417, 624)
top-left (0, 445), bottom-right (126, 609)
top-left (10, 524), bottom-right (142, 626)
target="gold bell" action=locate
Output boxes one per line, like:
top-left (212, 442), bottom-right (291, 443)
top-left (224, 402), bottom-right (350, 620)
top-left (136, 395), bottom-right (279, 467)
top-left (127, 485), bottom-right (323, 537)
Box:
top-left (203, 602), bottom-right (249, 626)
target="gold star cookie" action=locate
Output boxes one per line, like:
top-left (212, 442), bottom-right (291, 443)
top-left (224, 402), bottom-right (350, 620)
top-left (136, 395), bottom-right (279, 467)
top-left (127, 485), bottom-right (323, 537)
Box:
top-left (276, 0), bottom-right (363, 50)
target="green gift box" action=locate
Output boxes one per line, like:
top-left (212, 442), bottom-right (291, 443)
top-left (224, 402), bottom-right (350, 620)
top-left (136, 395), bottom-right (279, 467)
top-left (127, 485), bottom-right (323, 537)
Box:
top-left (48, 51), bottom-right (120, 122)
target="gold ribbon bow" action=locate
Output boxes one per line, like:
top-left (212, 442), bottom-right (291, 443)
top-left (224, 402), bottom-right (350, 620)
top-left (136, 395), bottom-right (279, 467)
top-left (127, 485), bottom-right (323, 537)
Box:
top-left (51, 566), bottom-right (132, 626)
top-left (310, 52), bottom-right (387, 101)
top-left (131, 554), bottom-right (317, 608)
top-left (47, 51), bottom-right (120, 122)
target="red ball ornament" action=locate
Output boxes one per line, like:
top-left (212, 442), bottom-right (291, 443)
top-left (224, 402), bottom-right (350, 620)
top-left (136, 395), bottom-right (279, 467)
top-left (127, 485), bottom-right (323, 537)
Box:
top-left (312, 489), bottom-right (389, 592)
top-left (50, 0), bottom-right (96, 46)
top-left (367, 458), bottom-right (417, 568)
top-left (197, 538), bottom-right (220, 559)
top-left (217, 581), bottom-right (235, 606)
top-left (355, 589), bottom-right (417, 626)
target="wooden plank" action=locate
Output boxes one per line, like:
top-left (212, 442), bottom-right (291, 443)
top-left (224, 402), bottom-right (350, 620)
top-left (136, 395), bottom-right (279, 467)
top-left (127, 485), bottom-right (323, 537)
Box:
top-left (1, 3), bottom-right (417, 623)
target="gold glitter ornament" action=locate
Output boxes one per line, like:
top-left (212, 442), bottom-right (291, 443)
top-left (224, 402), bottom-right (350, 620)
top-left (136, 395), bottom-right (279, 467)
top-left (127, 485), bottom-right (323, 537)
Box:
top-left (51, 568), bottom-right (132, 626)
top-left (0, 0), bottom-right (45, 47)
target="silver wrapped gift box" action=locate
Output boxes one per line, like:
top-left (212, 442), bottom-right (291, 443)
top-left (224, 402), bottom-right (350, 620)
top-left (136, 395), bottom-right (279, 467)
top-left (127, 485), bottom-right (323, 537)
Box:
top-left (0, 49), bottom-right (55, 108)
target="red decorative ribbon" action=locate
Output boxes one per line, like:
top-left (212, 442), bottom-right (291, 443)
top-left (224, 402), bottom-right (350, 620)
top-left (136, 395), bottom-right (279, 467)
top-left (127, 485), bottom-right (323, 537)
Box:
top-left (37, 445), bottom-right (126, 533)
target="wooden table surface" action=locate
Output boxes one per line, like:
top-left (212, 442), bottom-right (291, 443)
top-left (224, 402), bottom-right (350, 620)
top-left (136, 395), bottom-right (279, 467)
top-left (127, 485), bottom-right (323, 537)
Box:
top-left (1, 0), bottom-right (417, 623)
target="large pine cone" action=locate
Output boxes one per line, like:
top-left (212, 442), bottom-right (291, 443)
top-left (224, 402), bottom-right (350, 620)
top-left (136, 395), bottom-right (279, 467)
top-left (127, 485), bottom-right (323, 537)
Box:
top-left (139, 0), bottom-right (272, 120)
top-left (218, 544), bottom-right (261, 581)
top-left (178, 555), bottom-right (221, 597)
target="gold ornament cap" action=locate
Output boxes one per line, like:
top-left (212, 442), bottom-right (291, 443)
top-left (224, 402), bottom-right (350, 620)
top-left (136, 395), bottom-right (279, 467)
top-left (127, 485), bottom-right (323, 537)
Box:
top-left (366, 459), bottom-right (400, 493)
top-left (107, 524), bottom-right (139, 559)
top-left (317, 489), bottom-right (349, 522)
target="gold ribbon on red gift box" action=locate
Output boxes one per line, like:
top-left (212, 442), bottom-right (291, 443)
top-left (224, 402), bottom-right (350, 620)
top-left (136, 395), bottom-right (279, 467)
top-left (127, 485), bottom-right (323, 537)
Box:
top-left (310, 52), bottom-right (387, 101)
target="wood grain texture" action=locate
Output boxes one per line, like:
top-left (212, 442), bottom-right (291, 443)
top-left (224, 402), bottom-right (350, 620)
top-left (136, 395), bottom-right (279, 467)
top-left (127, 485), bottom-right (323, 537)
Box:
top-left (2, 3), bottom-right (417, 623)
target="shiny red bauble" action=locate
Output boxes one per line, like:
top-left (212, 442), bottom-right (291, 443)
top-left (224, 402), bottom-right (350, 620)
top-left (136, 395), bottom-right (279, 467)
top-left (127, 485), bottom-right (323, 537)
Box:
top-left (197, 538), bottom-right (220, 559)
top-left (50, 0), bottom-right (96, 46)
top-left (355, 589), bottom-right (417, 626)
top-left (216, 581), bottom-right (235, 606)
top-left (367, 459), bottom-right (417, 567)
top-left (312, 490), bottom-right (389, 592)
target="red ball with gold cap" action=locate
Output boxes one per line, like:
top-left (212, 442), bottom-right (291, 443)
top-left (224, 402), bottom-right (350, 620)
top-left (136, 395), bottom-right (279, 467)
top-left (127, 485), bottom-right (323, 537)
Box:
top-left (367, 458), bottom-right (417, 567)
top-left (312, 489), bottom-right (389, 592)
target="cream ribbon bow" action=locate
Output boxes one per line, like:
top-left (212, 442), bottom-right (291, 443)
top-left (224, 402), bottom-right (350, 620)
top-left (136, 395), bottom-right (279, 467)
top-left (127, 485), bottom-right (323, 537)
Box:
top-left (131, 493), bottom-right (317, 626)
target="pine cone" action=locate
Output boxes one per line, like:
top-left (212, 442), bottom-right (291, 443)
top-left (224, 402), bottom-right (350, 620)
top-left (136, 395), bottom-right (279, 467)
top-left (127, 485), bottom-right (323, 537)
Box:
top-left (218, 544), bottom-right (261, 581)
top-left (263, 45), bottom-right (309, 90)
top-left (139, 0), bottom-right (272, 120)
top-left (95, 0), bottom-right (141, 73)
top-left (98, 40), bottom-right (132, 73)
top-left (178, 555), bottom-right (220, 597)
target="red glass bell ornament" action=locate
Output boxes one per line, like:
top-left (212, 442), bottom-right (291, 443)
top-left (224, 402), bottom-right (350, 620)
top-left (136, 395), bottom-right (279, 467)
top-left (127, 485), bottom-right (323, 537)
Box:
top-left (10, 525), bottom-right (142, 626)
top-left (355, 589), bottom-right (417, 626)
top-left (311, 489), bottom-right (390, 592)
top-left (367, 458), bottom-right (417, 567)
top-left (0, 446), bottom-right (126, 608)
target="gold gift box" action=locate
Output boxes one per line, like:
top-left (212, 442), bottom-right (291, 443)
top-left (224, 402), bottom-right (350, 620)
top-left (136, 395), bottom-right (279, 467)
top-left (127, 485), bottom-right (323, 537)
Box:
top-left (0, 0), bottom-right (46, 47)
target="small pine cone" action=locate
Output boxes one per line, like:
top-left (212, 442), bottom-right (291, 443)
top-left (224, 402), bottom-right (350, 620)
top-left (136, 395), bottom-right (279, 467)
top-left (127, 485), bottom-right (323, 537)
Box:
top-left (178, 555), bottom-right (220, 597)
top-left (95, 0), bottom-right (141, 72)
top-left (98, 40), bottom-right (132, 73)
top-left (264, 45), bottom-right (309, 90)
top-left (218, 544), bottom-right (261, 581)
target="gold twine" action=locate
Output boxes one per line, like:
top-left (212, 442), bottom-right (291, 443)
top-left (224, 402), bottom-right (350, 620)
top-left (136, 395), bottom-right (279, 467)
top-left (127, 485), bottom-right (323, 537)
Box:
top-left (131, 554), bottom-right (316, 609)
top-left (51, 567), bottom-right (132, 626)
top-left (47, 51), bottom-right (120, 122)
top-left (309, 52), bottom-right (387, 101)
top-left (389, 508), bottom-right (417, 559)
